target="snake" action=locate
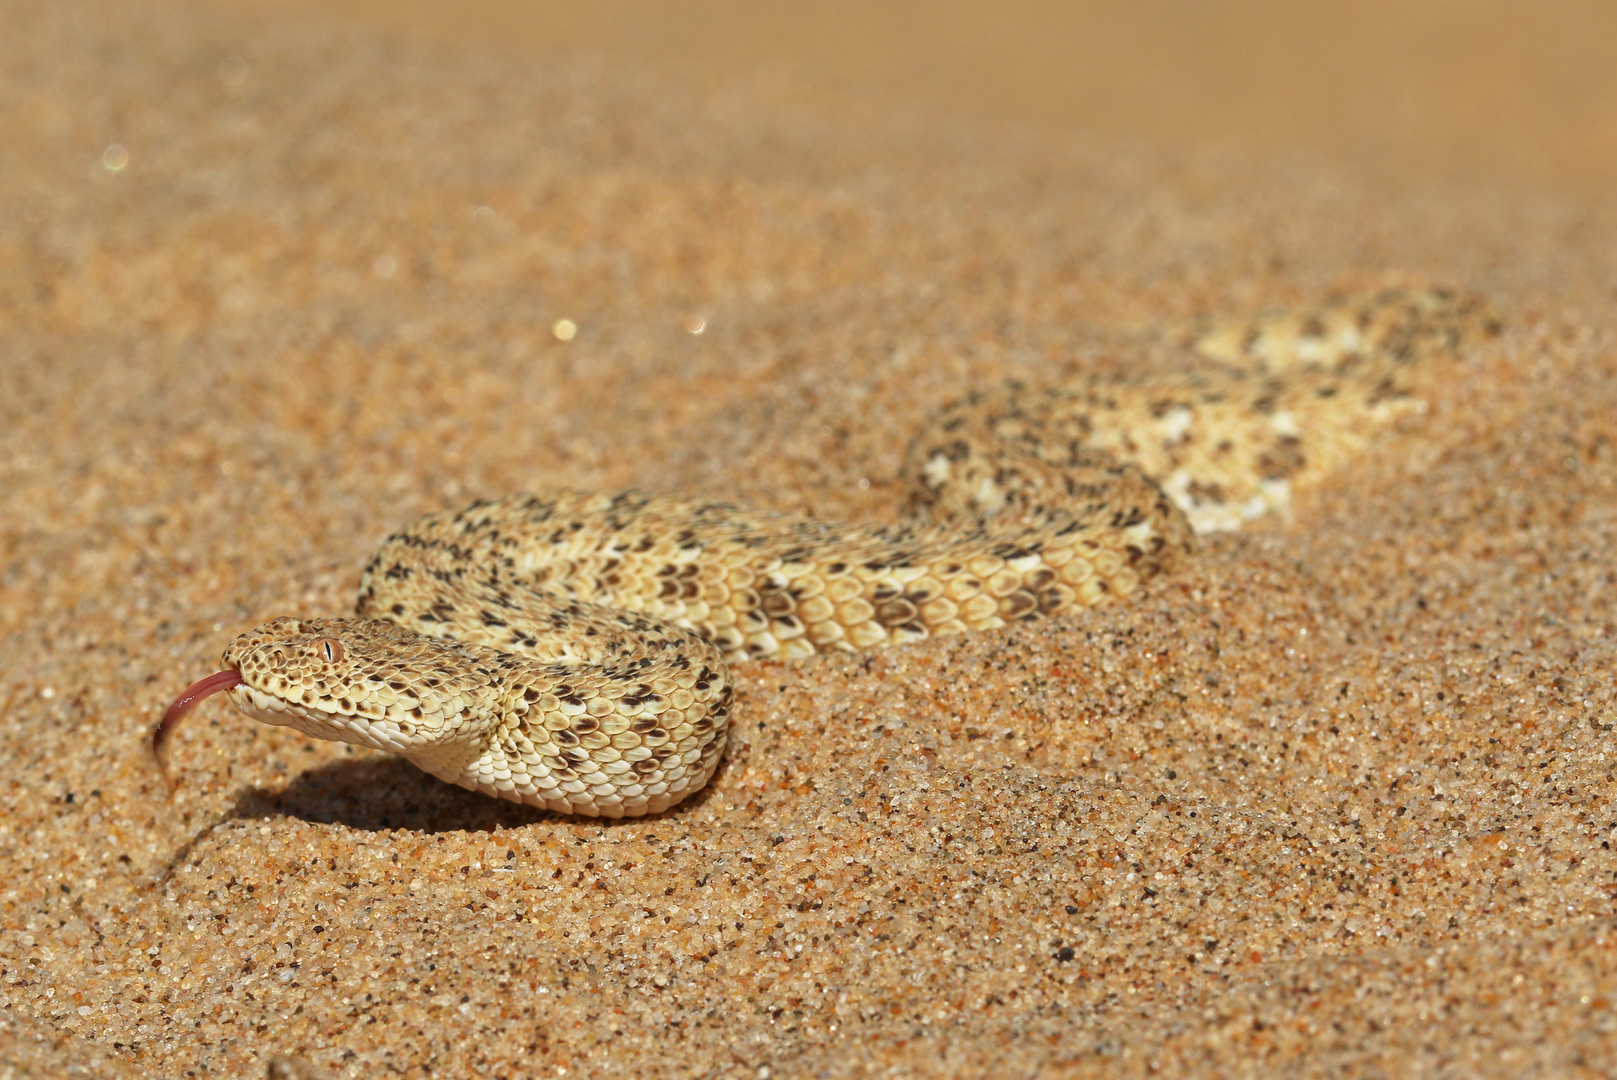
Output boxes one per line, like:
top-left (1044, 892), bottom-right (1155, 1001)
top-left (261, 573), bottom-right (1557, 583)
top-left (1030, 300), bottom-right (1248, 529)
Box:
top-left (155, 288), bottom-right (1500, 817)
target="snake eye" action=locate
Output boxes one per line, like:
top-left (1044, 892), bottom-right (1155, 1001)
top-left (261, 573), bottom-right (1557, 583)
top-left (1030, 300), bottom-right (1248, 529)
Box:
top-left (313, 637), bottom-right (344, 665)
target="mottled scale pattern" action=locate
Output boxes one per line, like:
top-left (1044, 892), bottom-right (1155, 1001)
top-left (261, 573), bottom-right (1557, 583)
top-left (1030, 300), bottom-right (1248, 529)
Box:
top-left (205, 288), bottom-right (1500, 817)
top-left (910, 287), bottom-right (1500, 533)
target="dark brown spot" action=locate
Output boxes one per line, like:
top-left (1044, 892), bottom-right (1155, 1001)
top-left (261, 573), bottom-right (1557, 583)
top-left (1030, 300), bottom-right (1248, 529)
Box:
top-left (1000, 592), bottom-right (1037, 619)
top-left (1258, 435), bottom-right (1307, 480)
top-left (875, 598), bottom-right (918, 626)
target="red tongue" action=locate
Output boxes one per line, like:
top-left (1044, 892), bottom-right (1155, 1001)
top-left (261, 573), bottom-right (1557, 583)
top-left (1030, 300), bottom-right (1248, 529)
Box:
top-left (153, 670), bottom-right (245, 767)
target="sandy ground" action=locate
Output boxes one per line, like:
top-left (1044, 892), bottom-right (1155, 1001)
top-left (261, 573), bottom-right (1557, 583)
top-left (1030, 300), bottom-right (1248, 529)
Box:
top-left (5, 1), bottom-right (1617, 1076)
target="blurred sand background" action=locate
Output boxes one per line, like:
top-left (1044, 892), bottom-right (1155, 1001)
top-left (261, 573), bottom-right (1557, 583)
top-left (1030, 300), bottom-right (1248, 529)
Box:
top-left (5, 0), bottom-right (1617, 1076)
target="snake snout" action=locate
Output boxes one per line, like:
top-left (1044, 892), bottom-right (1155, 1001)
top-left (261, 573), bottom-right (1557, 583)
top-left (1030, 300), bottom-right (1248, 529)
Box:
top-left (153, 669), bottom-right (245, 768)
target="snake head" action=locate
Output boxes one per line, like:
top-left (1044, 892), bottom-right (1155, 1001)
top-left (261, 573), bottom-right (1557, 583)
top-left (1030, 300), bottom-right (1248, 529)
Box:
top-left (220, 616), bottom-right (360, 720)
top-left (156, 617), bottom-right (498, 767)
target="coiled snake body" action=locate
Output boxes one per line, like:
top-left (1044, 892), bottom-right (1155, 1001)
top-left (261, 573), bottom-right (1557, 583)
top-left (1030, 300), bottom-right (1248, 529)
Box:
top-left (158, 289), bottom-right (1500, 816)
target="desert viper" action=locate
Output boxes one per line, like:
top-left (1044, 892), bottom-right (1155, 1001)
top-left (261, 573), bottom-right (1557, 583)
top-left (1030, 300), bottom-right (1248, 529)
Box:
top-left (157, 288), bottom-right (1500, 817)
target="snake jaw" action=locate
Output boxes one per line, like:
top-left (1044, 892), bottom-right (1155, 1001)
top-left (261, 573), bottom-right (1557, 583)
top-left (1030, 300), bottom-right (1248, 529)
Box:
top-left (153, 669), bottom-right (245, 771)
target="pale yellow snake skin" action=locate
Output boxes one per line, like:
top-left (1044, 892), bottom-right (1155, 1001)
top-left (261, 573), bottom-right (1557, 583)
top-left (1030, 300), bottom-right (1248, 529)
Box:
top-left (158, 288), bottom-right (1500, 817)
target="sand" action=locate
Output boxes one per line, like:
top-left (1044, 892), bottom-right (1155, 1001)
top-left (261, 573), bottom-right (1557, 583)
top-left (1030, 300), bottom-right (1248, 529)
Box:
top-left (5, 1), bottom-right (1617, 1076)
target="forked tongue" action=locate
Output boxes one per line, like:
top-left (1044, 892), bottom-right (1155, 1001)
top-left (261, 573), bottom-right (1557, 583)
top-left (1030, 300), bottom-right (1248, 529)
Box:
top-left (153, 670), bottom-right (245, 769)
